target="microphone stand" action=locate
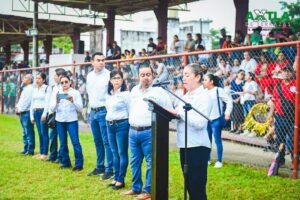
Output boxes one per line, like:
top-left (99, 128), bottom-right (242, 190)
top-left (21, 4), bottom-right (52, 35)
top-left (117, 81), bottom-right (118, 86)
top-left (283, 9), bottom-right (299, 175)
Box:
top-left (157, 83), bottom-right (210, 200)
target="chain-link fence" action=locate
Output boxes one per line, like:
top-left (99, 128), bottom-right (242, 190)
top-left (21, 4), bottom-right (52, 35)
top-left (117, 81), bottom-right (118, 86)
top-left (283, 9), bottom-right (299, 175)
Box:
top-left (1, 41), bottom-right (299, 178)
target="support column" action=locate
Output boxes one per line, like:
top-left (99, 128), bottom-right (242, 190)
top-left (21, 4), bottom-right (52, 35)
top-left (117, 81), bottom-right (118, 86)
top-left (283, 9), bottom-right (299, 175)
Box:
top-left (154, 0), bottom-right (168, 45)
top-left (234, 0), bottom-right (249, 36)
top-left (43, 35), bottom-right (52, 62)
top-left (4, 44), bottom-right (11, 64)
top-left (32, 1), bottom-right (39, 67)
top-left (72, 27), bottom-right (80, 53)
top-left (20, 40), bottom-right (29, 63)
top-left (103, 9), bottom-right (116, 45)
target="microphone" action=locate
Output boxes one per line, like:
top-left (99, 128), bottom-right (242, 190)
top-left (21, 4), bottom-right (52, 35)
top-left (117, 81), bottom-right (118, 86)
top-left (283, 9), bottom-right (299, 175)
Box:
top-left (152, 80), bottom-right (172, 87)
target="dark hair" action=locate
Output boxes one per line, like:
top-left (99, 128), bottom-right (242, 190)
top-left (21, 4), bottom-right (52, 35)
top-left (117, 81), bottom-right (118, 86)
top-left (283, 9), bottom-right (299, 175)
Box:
top-left (195, 33), bottom-right (202, 43)
top-left (138, 64), bottom-right (155, 75)
top-left (247, 72), bottom-right (255, 81)
top-left (157, 36), bottom-right (162, 40)
top-left (131, 49), bottom-right (136, 55)
top-left (60, 75), bottom-right (71, 81)
top-left (205, 74), bottom-right (219, 87)
top-left (37, 73), bottom-right (47, 85)
top-left (107, 70), bottom-right (127, 95)
top-left (187, 33), bottom-right (192, 37)
top-left (92, 52), bottom-right (104, 60)
top-left (55, 68), bottom-right (66, 77)
top-left (260, 52), bottom-right (273, 63)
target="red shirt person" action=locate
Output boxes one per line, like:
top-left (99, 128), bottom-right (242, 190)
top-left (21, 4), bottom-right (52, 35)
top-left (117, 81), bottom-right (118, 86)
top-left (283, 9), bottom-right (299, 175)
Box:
top-left (271, 65), bottom-right (296, 155)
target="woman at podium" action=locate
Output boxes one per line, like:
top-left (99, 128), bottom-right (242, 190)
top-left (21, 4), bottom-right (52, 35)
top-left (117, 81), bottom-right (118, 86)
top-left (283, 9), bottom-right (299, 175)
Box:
top-left (170, 63), bottom-right (213, 200)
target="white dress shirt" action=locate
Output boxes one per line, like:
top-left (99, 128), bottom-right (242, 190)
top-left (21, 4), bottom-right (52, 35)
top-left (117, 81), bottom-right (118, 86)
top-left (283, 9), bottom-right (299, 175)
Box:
top-left (129, 84), bottom-right (173, 127)
top-left (105, 90), bottom-right (130, 121)
top-left (206, 87), bottom-right (233, 121)
top-left (16, 84), bottom-right (33, 113)
top-left (49, 88), bottom-right (83, 122)
top-left (176, 86), bottom-right (212, 148)
top-left (30, 84), bottom-right (52, 120)
top-left (240, 58), bottom-right (257, 73)
top-left (86, 69), bottom-right (110, 108)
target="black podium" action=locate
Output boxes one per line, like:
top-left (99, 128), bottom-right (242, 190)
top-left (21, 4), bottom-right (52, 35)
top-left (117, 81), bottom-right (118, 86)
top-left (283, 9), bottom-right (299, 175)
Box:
top-left (146, 99), bottom-right (177, 200)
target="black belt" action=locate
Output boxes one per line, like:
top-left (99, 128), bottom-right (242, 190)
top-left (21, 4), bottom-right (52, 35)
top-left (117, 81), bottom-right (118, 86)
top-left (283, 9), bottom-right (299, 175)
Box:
top-left (20, 111), bottom-right (29, 115)
top-left (91, 106), bottom-right (106, 112)
top-left (107, 118), bottom-right (128, 126)
top-left (130, 126), bottom-right (151, 131)
top-left (34, 108), bottom-right (44, 111)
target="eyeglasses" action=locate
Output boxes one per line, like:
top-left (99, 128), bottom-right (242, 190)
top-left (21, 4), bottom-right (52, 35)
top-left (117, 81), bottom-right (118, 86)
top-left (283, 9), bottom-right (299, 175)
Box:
top-left (140, 73), bottom-right (152, 78)
top-left (60, 81), bottom-right (69, 85)
top-left (111, 77), bottom-right (122, 80)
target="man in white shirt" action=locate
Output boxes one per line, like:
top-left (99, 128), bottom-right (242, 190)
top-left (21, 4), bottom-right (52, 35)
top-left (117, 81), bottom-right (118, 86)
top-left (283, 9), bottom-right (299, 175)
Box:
top-left (16, 74), bottom-right (35, 155)
top-left (240, 51), bottom-right (258, 73)
top-left (86, 52), bottom-right (114, 180)
top-left (47, 68), bottom-right (66, 163)
top-left (122, 66), bottom-right (172, 200)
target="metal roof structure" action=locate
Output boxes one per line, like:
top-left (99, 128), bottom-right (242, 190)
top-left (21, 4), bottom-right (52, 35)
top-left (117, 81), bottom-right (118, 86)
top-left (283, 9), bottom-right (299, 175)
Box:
top-left (0, 14), bottom-right (103, 47)
top-left (33, 0), bottom-right (198, 15)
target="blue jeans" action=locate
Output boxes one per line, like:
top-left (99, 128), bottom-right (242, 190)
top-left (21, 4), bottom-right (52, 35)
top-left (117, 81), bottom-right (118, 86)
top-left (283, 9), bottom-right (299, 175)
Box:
top-left (48, 126), bottom-right (62, 161)
top-left (33, 110), bottom-right (49, 155)
top-left (90, 109), bottom-right (113, 172)
top-left (129, 128), bottom-right (152, 193)
top-left (20, 111), bottom-right (35, 154)
top-left (243, 100), bottom-right (255, 117)
top-left (107, 119), bottom-right (129, 183)
top-left (207, 117), bottom-right (223, 162)
top-left (274, 114), bottom-right (294, 153)
top-left (56, 121), bottom-right (84, 167)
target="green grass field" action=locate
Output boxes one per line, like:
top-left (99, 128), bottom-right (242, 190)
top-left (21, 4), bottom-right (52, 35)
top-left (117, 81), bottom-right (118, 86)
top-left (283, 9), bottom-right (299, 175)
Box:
top-left (0, 114), bottom-right (299, 200)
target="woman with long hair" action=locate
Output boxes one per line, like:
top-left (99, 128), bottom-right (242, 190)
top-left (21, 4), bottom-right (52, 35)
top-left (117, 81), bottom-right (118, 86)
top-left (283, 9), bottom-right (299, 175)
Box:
top-left (30, 73), bottom-right (52, 160)
top-left (106, 70), bottom-right (130, 190)
top-left (203, 74), bottom-right (233, 168)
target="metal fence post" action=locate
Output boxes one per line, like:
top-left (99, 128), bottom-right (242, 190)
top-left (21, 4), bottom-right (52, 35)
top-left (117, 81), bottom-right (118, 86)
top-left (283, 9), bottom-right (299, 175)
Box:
top-left (292, 43), bottom-right (300, 179)
top-left (1, 72), bottom-right (4, 114)
top-left (72, 60), bottom-right (76, 89)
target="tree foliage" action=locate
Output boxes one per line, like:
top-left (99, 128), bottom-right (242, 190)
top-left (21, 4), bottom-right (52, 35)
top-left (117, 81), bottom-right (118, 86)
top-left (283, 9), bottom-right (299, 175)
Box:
top-left (210, 28), bottom-right (221, 49)
top-left (273, 1), bottom-right (300, 33)
top-left (53, 36), bottom-right (73, 54)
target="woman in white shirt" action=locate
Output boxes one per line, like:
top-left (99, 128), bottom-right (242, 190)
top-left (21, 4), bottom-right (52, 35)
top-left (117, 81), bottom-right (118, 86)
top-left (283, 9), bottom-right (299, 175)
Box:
top-left (240, 72), bottom-right (258, 117)
top-left (50, 75), bottom-right (84, 171)
top-left (169, 63), bottom-right (212, 200)
top-left (30, 73), bottom-right (52, 160)
top-left (105, 70), bottom-right (130, 190)
top-left (203, 74), bottom-right (233, 168)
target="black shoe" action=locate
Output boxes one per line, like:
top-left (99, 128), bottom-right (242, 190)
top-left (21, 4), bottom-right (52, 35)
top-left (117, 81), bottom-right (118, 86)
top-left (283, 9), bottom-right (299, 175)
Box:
top-left (101, 172), bottom-right (114, 180)
top-left (60, 165), bottom-right (72, 169)
top-left (113, 183), bottom-right (125, 190)
top-left (72, 166), bottom-right (83, 171)
top-left (230, 129), bottom-right (237, 133)
top-left (107, 182), bottom-right (116, 188)
top-left (46, 158), bottom-right (55, 162)
top-left (24, 152), bottom-right (34, 156)
top-left (87, 168), bottom-right (105, 176)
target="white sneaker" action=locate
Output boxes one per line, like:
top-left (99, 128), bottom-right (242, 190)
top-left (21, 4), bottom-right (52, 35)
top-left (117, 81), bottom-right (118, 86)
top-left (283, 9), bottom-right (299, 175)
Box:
top-left (241, 130), bottom-right (250, 136)
top-left (214, 161), bottom-right (223, 168)
top-left (247, 132), bottom-right (257, 137)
